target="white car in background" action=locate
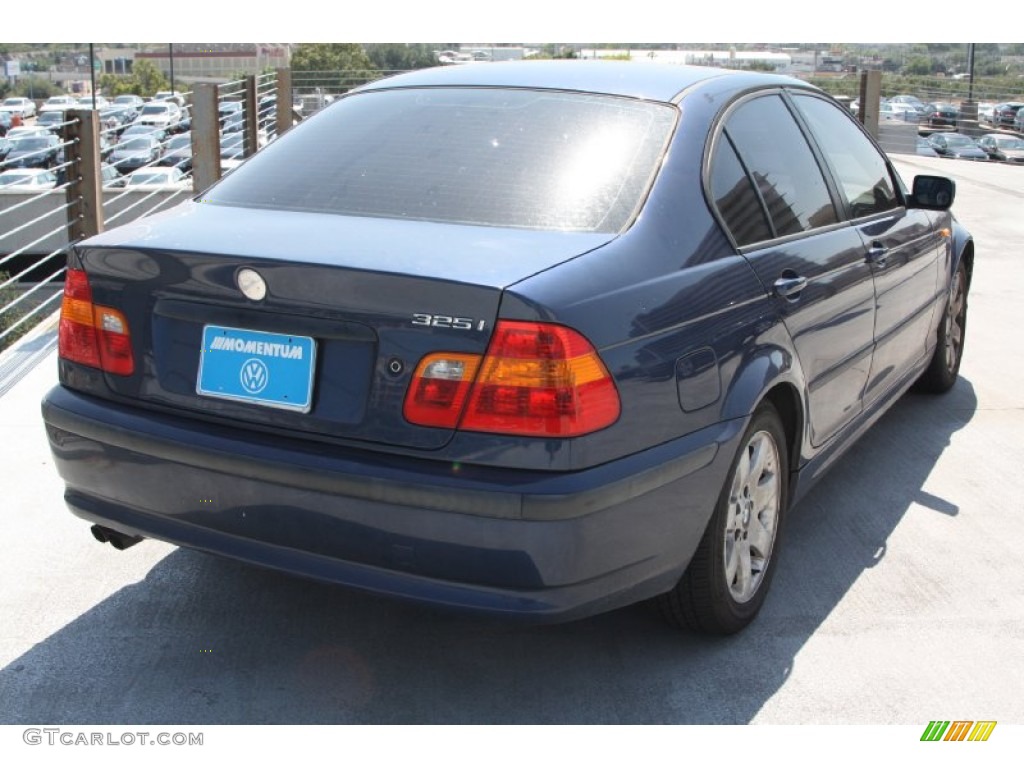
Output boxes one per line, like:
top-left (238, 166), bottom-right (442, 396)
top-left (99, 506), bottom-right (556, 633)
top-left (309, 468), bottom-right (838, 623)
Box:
top-left (153, 91), bottom-right (186, 108)
top-left (2, 97), bottom-right (37, 119)
top-left (0, 168), bottom-right (57, 189)
top-left (40, 95), bottom-right (78, 113)
top-left (118, 167), bottom-right (190, 190)
top-left (4, 126), bottom-right (52, 140)
top-left (136, 101), bottom-right (184, 133)
top-left (76, 95), bottom-right (109, 109)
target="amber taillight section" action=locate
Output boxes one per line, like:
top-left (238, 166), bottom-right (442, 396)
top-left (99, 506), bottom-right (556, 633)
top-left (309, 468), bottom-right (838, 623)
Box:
top-left (58, 268), bottom-right (134, 376)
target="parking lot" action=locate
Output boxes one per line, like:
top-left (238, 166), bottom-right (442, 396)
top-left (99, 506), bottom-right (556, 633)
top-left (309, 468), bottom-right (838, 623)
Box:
top-left (0, 153), bottom-right (1022, 725)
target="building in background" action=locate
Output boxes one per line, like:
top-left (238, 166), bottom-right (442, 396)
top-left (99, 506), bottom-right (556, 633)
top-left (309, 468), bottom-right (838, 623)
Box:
top-left (133, 44), bottom-right (291, 81)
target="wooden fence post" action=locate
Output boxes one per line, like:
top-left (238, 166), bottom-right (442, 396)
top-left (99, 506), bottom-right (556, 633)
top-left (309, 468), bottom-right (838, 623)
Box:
top-left (191, 83), bottom-right (222, 194)
top-left (63, 109), bottom-right (104, 241)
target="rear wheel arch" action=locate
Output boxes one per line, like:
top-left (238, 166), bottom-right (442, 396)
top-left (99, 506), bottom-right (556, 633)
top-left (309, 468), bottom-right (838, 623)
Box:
top-left (763, 382), bottom-right (804, 474)
top-left (955, 237), bottom-right (974, 290)
top-left (718, 341), bottom-right (806, 469)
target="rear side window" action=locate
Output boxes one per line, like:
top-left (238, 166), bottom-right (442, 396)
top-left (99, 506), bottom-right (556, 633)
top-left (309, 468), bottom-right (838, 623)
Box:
top-left (720, 94), bottom-right (838, 239)
top-left (710, 135), bottom-right (772, 247)
top-left (792, 94), bottom-right (899, 218)
top-left (206, 88), bottom-right (677, 233)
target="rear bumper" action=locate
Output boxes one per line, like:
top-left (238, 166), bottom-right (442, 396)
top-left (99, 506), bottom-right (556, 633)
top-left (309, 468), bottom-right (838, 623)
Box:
top-left (42, 385), bottom-right (742, 622)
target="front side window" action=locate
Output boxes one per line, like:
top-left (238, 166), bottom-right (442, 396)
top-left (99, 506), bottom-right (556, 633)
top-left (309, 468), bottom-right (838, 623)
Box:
top-left (793, 94), bottom-right (900, 219)
top-left (721, 94), bottom-right (838, 238)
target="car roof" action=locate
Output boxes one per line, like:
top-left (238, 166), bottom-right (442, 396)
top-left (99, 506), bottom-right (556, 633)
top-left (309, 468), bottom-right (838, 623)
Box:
top-left (352, 61), bottom-right (803, 103)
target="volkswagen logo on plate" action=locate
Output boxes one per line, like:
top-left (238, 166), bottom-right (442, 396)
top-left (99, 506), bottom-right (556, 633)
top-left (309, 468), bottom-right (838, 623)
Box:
top-left (236, 268), bottom-right (267, 301)
top-left (240, 358), bottom-right (269, 394)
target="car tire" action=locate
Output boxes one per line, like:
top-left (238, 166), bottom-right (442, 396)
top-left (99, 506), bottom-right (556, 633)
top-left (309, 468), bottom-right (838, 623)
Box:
top-left (915, 260), bottom-right (968, 394)
top-left (657, 402), bottom-right (789, 635)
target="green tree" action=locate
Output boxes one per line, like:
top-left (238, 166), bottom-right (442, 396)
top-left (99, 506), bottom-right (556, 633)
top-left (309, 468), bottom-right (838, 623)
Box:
top-left (132, 59), bottom-right (170, 97)
top-left (904, 56), bottom-right (932, 76)
top-left (12, 77), bottom-right (62, 99)
top-left (527, 44), bottom-right (578, 60)
top-left (290, 43), bottom-right (378, 95)
top-left (364, 43), bottom-right (438, 71)
top-left (97, 58), bottom-right (170, 99)
top-left (291, 44), bottom-right (375, 73)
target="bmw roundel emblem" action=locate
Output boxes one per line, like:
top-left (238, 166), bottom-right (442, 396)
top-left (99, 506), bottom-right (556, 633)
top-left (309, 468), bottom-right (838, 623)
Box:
top-left (237, 268), bottom-right (267, 301)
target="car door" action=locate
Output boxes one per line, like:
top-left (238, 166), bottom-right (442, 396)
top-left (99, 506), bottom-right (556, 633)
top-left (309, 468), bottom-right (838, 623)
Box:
top-left (790, 92), bottom-right (943, 408)
top-left (708, 92), bottom-right (876, 447)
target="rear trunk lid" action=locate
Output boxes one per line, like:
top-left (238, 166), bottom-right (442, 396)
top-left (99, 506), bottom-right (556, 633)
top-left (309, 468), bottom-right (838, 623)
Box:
top-left (74, 201), bottom-right (614, 450)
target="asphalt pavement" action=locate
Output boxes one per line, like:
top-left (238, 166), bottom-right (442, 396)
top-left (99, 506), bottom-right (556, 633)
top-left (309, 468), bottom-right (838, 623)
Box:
top-left (0, 154), bottom-right (1022, 725)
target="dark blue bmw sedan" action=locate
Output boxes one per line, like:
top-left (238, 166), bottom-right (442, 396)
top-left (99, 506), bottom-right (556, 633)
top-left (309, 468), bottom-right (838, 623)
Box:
top-left (42, 62), bottom-right (973, 634)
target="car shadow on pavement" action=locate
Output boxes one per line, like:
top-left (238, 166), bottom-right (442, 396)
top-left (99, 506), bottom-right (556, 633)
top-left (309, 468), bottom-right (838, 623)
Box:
top-left (0, 379), bottom-right (976, 724)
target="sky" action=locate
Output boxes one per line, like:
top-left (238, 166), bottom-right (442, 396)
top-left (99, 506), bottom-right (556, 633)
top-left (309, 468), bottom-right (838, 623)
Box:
top-left (1, 2), bottom-right (1012, 47)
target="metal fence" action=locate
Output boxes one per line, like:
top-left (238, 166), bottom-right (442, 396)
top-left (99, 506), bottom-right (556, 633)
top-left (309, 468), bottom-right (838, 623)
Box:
top-left (290, 69), bottom-right (404, 114)
top-left (0, 121), bottom-right (78, 349)
top-left (816, 72), bottom-right (1024, 108)
top-left (0, 69), bottom-right (311, 352)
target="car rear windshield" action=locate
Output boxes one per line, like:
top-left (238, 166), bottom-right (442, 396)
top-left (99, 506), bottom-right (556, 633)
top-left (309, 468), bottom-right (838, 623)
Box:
top-left (206, 87), bottom-right (677, 233)
top-left (118, 138), bottom-right (153, 150)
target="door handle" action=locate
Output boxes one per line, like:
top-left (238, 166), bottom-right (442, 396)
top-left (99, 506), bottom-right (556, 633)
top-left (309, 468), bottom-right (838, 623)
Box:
top-left (867, 243), bottom-right (889, 266)
top-left (773, 275), bottom-right (808, 299)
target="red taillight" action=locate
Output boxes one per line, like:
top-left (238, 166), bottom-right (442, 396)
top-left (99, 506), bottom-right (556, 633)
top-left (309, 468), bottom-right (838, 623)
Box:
top-left (58, 269), bottom-right (101, 368)
top-left (58, 268), bottom-right (134, 376)
top-left (403, 321), bottom-right (620, 438)
top-left (402, 353), bottom-right (481, 429)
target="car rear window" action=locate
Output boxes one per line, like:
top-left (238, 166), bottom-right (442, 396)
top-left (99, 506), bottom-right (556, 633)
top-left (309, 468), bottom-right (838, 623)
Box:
top-left (206, 87), bottom-right (677, 233)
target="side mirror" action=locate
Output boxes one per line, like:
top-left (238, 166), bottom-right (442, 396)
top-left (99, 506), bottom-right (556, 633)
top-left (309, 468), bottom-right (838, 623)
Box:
top-left (909, 175), bottom-right (956, 210)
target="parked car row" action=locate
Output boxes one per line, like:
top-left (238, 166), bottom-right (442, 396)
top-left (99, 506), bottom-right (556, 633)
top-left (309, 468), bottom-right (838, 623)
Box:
top-left (4, 87), bottom-right (302, 193)
top-left (925, 131), bottom-right (1024, 163)
top-left (858, 95), bottom-right (1024, 134)
top-left (1, 120), bottom-right (267, 188)
top-left (0, 158), bottom-right (191, 191)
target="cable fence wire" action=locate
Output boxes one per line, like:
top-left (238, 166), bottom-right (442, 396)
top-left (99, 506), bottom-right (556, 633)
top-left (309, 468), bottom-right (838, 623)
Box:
top-left (816, 73), bottom-right (1024, 109)
top-left (0, 249), bottom-right (64, 293)
top-left (288, 70), bottom-right (406, 115)
top-left (0, 261), bottom-right (65, 331)
top-left (0, 181), bottom-right (72, 221)
top-left (134, 186), bottom-right (192, 221)
top-left (0, 217), bottom-right (72, 269)
top-left (104, 182), bottom-right (186, 225)
top-left (0, 212), bottom-right (70, 349)
top-left (0, 266), bottom-right (66, 344)
top-left (0, 199), bottom-right (75, 248)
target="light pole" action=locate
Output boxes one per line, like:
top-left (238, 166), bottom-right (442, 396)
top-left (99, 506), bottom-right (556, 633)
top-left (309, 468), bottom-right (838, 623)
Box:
top-left (967, 43), bottom-right (976, 102)
top-left (89, 43), bottom-right (96, 107)
top-left (169, 43), bottom-right (175, 97)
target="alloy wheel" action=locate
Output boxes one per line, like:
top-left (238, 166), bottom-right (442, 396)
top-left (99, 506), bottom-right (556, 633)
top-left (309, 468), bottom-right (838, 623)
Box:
top-left (723, 430), bottom-right (781, 604)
